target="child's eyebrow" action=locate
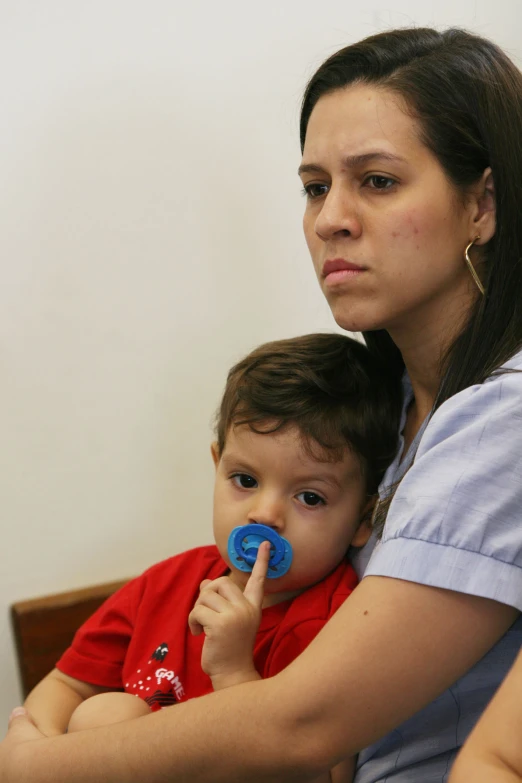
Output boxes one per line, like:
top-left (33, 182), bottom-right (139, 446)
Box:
top-left (302, 460), bottom-right (366, 490)
top-left (295, 472), bottom-right (343, 491)
top-left (220, 453), bottom-right (254, 469)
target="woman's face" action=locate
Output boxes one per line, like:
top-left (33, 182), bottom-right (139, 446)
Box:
top-left (300, 84), bottom-right (479, 341)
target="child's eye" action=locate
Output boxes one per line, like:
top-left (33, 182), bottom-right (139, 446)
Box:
top-left (301, 182), bottom-right (329, 200)
top-left (231, 473), bottom-right (258, 489)
top-left (296, 491), bottom-right (325, 507)
top-left (364, 174), bottom-right (397, 191)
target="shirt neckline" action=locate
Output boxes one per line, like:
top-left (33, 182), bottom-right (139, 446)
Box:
top-left (380, 372), bottom-right (429, 495)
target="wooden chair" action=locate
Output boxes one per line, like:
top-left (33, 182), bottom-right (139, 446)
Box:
top-left (11, 578), bottom-right (129, 698)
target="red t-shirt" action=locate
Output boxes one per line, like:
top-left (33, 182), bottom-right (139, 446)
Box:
top-left (57, 545), bottom-right (357, 711)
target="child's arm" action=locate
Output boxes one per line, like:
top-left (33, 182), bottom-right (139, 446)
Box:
top-left (189, 547), bottom-right (356, 783)
top-left (24, 669), bottom-right (111, 737)
top-left (449, 647), bottom-right (522, 782)
top-left (188, 542), bottom-right (270, 690)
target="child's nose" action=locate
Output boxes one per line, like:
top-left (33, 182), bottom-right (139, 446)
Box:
top-left (247, 496), bottom-right (285, 530)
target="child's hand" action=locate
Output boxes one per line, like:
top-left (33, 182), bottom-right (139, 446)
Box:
top-left (188, 541), bottom-right (270, 690)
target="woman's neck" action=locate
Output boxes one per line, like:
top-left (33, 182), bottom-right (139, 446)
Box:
top-left (403, 354), bottom-right (440, 423)
top-left (391, 325), bottom-right (451, 453)
top-left (389, 298), bottom-right (472, 422)
top-left (397, 336), bottom-right (442, 419)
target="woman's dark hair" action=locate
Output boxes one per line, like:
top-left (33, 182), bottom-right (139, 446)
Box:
top-left (300, 28), bottom-right (522, 530)
top-left (215, 333), bottom-right (402, 496)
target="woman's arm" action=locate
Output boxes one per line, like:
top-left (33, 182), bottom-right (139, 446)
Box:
top-left (449, 647), bottom-right (522, 782)
top-left (3, 575), bottom-right (518, 783)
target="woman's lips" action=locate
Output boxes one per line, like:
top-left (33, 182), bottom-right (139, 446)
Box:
top-left (322, 258), bottom-right (366, 285)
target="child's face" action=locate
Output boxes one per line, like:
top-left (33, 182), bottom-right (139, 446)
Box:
top-left (211, 423), bottom-right (371, 600)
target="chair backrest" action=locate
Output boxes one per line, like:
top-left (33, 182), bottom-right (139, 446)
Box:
top-left (11, 578), bottom-right (129, 697)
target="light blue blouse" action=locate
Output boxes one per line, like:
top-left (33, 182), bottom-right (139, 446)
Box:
top-left (352, 349), bottom-right (522, 782)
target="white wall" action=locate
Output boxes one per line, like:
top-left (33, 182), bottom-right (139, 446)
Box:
top-left (1, 0), bottom-right (521, 721)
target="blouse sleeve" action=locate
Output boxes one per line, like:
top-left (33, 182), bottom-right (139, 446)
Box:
top-left (366, 361), bottom-right (522, 610)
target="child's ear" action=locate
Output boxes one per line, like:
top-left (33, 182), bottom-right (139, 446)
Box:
top-left (351, 496), bottom-right (376, 547)
top-left (210, 442), bottom-right (220, 469)
top-left (351, 521), bottom-right (372, 548)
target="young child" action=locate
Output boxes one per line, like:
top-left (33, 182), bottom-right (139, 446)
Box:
top-left (23, 333), bottom-right (402, 781)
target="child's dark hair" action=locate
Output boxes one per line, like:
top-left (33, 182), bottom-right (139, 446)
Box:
top-left (215, 333), bottom-right (403, 495)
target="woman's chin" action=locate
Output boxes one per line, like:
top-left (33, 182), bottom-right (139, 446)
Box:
top-left (331, 310), bottom-right (383, 335)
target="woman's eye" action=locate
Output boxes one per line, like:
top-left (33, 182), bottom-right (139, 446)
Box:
top-left (232, 473), bottom-right (257, 489)
top-left (296, 491), bottom-right (325, 507)
top-left (365, 174), bottom-right (396, 191)
top-left (302, 182), bottom-right (329, 199)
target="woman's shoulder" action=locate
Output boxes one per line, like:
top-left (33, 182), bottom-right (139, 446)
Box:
top-left (421, 347), bottom-right (522, 450)
top-left (497, 347), bottom-right (522, 372)
top-left (363, 348), bottom-right (522, 608)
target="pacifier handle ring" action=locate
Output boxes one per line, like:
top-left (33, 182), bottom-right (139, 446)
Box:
top-left (231, 524), bottom-right (285, 567)
top-left (227, 523), bottom-right (293, 579)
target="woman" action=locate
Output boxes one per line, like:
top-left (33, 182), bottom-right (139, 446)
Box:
top-left (3, 27), bottom-right (522, 782)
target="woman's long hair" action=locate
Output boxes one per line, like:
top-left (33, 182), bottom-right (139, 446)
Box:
top-left (300, 28), bottom-right (522, 530)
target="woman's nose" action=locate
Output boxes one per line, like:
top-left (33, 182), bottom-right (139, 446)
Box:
top-left (314, 186), bottom-right (362, 241)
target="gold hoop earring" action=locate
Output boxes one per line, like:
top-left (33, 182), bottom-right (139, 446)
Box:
top-left (464, 236), bottom-right (485, 295)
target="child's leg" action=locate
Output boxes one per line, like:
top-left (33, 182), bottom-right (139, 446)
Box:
top-left (68, 692), bottom-right (152, 733)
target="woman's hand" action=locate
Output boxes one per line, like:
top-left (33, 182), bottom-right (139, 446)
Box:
top-left (1, 709), bottom-right (46, 783)
top-left (188, 542), bottom-right (269, 690)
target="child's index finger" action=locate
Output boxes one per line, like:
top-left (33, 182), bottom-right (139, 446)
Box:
top-left (243, 541), bottom-right (270, 608)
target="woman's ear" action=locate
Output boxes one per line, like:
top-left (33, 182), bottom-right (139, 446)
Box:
top-left (210, 442), bottom-right (220, 469)
top-left (471, 167), bottom-right (496, 245)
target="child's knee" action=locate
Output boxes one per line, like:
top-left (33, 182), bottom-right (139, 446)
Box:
top-left (68, 692), bottom-right (151, 732)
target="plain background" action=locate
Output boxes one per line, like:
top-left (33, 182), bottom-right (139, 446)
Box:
top-left (1, 0), bottom-right (521, 721)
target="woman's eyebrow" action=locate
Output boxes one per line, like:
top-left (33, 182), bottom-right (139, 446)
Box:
top-left (298, 151), bottom-right (407, 176)
top-left (298, 163), bottom-right (327, 176)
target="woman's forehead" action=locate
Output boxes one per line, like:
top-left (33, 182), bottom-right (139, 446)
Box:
top-left (301, 84), bottom-right (422, 166)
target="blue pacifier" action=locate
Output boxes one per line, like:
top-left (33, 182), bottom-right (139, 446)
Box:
top-left (227, 523), bottom-right (293, 579)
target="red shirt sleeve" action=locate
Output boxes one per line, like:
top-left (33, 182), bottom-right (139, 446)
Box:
top-left (264, 619), bottom-right (325, 677)
top-left (263, 560), bottom-right (358, 678)
top-left (56, 574), bottom-right (145, 687)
